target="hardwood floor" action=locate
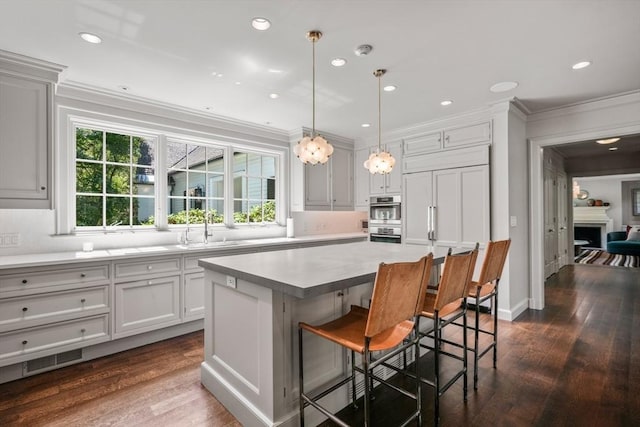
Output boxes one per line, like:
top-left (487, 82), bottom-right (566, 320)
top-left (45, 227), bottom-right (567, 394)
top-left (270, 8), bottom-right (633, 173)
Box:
top-left (1, 264), bottom-right (639, 426)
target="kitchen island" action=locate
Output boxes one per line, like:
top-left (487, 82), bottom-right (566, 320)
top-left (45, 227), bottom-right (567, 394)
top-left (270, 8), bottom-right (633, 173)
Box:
top-left (198, 241), bottom-right (454, 427)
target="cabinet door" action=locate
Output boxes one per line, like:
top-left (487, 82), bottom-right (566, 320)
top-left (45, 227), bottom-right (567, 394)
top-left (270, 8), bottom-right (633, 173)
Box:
top-left (0, 74), bottom-right (49, 208)
top-left (114, 276), bottom-right (180, 337)
top-left (403, 131), bottom-right (442, 156)
top-left (184, 272), bottom-right (204, 320)
top-left (403, 172), bottom-right (432, 245)
top-left (432, 169), bottom-right (460, 249)
top-left (385, 142), bottom-right (403, 194)
top-left (443, 121), bottom-right (491, 149)
top-left (330, 146), bottom-right (353, 209)
top-left (354, 147), bottom-right (371, 207)
top-left (304, 161), bottom-right (330, 208)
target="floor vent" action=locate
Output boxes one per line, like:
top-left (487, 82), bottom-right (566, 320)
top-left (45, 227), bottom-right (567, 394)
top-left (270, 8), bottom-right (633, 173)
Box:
top-left (23, 349), bottom-right (83, 375)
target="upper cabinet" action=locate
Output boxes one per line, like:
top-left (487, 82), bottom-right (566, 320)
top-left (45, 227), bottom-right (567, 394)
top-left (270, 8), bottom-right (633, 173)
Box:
top-left (369, 141), bottom-right (403, 196)
top-left (402, 120), bottom-right (492, 157)
top-left (0, 50), bottom-right (64, 209)
top-left (304, 145), bottom-right (354, 211)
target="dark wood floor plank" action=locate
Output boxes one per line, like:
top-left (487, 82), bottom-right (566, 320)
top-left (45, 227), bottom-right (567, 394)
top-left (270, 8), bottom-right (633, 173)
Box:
top-left (1, 263), bottom-right (639, 426)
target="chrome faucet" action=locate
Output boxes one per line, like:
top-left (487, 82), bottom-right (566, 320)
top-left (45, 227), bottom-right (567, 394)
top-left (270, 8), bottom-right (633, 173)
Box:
top-left (182, 226), bottom-right (190, 246)
top-left (203, 216), bottom-right (209, 244)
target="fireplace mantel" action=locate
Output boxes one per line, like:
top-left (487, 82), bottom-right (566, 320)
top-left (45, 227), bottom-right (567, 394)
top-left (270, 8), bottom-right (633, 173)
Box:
top-left (573, 206), bottom-right (614, 249)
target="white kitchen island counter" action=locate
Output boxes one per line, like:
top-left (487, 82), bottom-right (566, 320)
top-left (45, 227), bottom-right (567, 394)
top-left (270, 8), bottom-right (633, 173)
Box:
top-left (198, 242), bottom-right (453, 427)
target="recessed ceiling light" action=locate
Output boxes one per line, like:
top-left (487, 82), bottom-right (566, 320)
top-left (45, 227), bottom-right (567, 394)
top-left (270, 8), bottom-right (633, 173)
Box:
top-left (440, 100), bottom-right (453, 106)
top-left (609, 147), bottom-right (618, 151)
top-left (269, 93), bottom-right (279, 99)
top-left (251, 17), bottom-right (271, 31)
top-left (211, 72), bottom-right (218, 76)
top-left (235, 81), bottom-right (241, 85)
top-left (361, 123), bottom-right (371, 128)
top-left (596, 137), bottom-right (620, 144)
top-left (268, 68), bottom-right (283, 74)
top-left (216, 74), bottom-right (223, 78)
top-left (79, 32), bottom-right (102, 44)
top-left (383, 85), bottom-right (396, 92)
top-left (572, 61), bottom-right (591, 70)
top-left (490, 81), bottom-right (519, 93)
top-left (331, 58), bottom-right (347, 67)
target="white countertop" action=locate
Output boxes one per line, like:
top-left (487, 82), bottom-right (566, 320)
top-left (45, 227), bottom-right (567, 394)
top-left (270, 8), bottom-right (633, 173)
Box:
top-left (199, 241), bottom-right (454, 299)
top-left (0, 233), bottom-right (367, 270)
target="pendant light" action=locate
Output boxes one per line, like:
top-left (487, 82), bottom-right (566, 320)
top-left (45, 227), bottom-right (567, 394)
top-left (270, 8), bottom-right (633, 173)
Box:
top-left (293, 30), bottom-right (333, 165)
top-left (364, 69), bottom-right (395, 174)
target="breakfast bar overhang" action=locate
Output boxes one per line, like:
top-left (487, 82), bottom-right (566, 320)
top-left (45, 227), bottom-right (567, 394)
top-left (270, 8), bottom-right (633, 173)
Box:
top-left (198, 242), bottom-right (453, 427)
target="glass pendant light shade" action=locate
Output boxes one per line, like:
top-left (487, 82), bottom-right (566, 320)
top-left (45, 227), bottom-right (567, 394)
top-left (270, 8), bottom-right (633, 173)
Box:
top-left (364, 69), bottom-right (395, 174)
top-left (296, 30), bottom-right (333, 165)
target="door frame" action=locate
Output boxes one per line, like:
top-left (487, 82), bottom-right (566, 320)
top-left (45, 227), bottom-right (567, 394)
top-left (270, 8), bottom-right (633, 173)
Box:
top-left (529, 123), bottom-right (640, 310)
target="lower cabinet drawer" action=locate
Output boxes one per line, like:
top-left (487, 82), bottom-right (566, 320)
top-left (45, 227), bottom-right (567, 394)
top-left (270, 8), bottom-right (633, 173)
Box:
top-left (0, 286), bottom-right (109, 332)
top-left (114, 257), bottom-right (181, 280)
top-left (0, 314), bottom-right (109, 366)
top-left (114, 275), bottom-right (180, 337)
top-left (0, 265), bottom-right (110, 293)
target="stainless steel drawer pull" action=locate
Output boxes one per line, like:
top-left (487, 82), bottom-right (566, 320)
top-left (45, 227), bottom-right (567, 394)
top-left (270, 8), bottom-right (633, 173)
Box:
top-left (147, 265), bottom-right (153, 270)
top-left (22, 307), bottom-right (28, 312)
top-left (80, 298), bottom-right (86, 303)
top-left (81, 328), bottom-right (86, 333)
top-left (22, 340), bottom-right (28, 345)
top-left (80, 273), bottom-right (86, 278)
top-left (22, 279), bottom-right (27, 284)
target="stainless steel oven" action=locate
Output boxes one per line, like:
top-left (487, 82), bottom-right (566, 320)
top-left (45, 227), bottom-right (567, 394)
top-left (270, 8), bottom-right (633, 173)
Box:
top-left (369, 195), bottom-right (401, 243)
top-left (369, 225), bottom-right (402, 244)
top-left (369, 195), bottom-right (401, 225)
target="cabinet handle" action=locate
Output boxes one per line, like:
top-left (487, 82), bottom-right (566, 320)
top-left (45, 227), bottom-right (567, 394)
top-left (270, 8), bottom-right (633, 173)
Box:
top-left (337, 291), bottom-right (344, 297)
top-left (22, 279), bottom-right (28, 284)
top-left (445, 135), bottom-right (450, 141)
top-left (80, 298), bottom-right (86, 303)
top-left (80, 273), bottom-right (86, 278)
top-left (22, 307), bottom-right (28, 312)
top-left (22, 340), bottom-right (28, 345)
top-left (40, 186), bottom-right (46, 190)
top-left (148, 281), bottom-right (153, 285)
top-left (80, 328), bottom-right (86, 334)
top-left (147, 265), bottom-right (153, 270)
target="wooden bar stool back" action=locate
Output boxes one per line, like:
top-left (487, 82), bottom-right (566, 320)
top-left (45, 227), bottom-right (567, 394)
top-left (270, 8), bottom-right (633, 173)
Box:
top-left (419, 247), bottom-right (478, 427)
top-left (467, 238), bottom-right (511, 389)
top-left (298, 254), bottom-right (433, 427)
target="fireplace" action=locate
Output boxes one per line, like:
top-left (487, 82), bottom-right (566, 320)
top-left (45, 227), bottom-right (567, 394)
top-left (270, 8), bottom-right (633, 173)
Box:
top-left (574, 226), bottom-right (601, 248)
top-left (573, 206), bottom-right (613, 250)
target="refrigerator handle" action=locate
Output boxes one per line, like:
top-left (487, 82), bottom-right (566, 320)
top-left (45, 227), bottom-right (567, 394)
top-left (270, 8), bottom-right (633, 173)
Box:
top-left (427, 205), bottom-right (432, 240)
top-left (431, 206), bottom-right (436, 241)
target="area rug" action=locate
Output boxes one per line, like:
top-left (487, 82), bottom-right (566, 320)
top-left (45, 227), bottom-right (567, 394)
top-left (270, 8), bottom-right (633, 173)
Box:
top-left (575, 249), bottom-right (639, 268)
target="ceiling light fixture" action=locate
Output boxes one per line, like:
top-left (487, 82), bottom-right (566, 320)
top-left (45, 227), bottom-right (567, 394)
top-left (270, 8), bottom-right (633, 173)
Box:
top-left (383, 85), bottom-right (396, 92)
top-left (361, 123), bottom-right (371, 128)
top-left (595, 137), bottom-right (620, 144)
top-left (572, 61), bottom-right (591, 70)
top-left (251, 18), bottom-right (271, 31)
top-left (293, 31), bottom-right (333, 165)
top-left (441, 100), bottom-right (453, 106)
top-left (269, 93), bottom-right (279, 99)
top-left (490, 81), bottom-right (519, 93)
top-left (364, 69), bottom-right (395, 175)
top-left (354, 44), bottom-right (373, 56)
top-left (79, 32), bottom-right (102, 44)
top-left (331, 58), bottom-right (347, 67)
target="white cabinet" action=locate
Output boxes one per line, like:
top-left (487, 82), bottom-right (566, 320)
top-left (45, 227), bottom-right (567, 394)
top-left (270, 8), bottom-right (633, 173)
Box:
top-left (403, 131), bottom-right (442, 156)
top-left (184, 272), bottom-right (205, 320)
top-left (369, 142), bottom-right (403, 196)
top-left (0, 51), bottom-right (63, 209)
top-left (354, 147), bottom-right (371, 208)
top-left (401, 120), bottom-right (492, 157)
top-left (304, 146), bottom-right (353, 210)
top-left (403, 147), bottom-right (490, 250)
top-left (114, 275), bottom-right (181, 337)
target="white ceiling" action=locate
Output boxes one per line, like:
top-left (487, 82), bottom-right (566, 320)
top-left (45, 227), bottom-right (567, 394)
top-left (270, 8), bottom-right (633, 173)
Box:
top-left (1, 0), bottom-right (639, 141)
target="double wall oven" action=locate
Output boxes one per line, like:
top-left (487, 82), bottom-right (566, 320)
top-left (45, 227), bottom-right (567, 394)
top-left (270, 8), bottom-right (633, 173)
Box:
top-left (369, 195), bottom-right (402, 243)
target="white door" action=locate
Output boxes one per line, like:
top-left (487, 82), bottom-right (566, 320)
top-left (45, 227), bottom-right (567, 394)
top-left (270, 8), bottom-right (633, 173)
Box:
top-left (403, 171), bottom-right (432, 245)
top-left (556, 172), bottom-right (569, 268)
top-left (543, 165), bottom-right (558, 278)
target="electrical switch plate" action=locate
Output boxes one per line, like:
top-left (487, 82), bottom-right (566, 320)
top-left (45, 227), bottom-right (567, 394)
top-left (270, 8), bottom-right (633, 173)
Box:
top-left (226, 275), bottom-right (237, 288)
top-left (510, 216), bottom-right (517, 227)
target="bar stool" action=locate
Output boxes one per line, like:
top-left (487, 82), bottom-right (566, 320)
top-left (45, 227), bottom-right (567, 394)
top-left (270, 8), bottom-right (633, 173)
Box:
top-left (466, 238), bottom-right (511, 389)
top-left (418, 246), bottom-right (478, 426)
top-left (298, 254), bottom-right (433, 427)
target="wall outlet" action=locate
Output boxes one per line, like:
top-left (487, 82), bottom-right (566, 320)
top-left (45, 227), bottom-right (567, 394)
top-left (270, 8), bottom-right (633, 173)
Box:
top-left (225, 275), bottom-right (237, 288)
top-left (0, 233), bottom-right (20, 247)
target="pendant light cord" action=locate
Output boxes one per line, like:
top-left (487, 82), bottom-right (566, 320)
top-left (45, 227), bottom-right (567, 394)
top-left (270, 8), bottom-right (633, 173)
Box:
top-left (378, 72), bottom-right (381, 152)
top-left (312, 37), bottom-right (316, 138)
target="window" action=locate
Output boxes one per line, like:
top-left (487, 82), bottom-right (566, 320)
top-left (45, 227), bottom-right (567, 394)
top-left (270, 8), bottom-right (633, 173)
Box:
top-left (75, 128), bottom-right (155, 229)
top-left (233, 151), bottom-right (276, 224)
top-left (167, 141), bottom-right (225, 225)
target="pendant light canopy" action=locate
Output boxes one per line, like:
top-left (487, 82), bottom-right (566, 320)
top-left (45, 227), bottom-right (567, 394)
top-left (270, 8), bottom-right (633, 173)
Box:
top-left (293, 30), bottom-right (333, 165)
top-left (364, 69), bottom-right (395, 174)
